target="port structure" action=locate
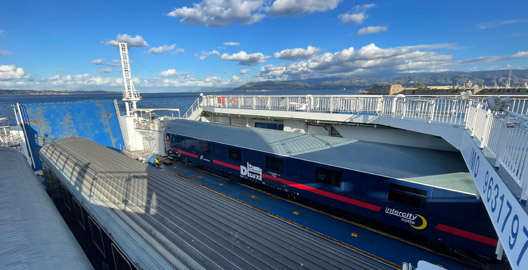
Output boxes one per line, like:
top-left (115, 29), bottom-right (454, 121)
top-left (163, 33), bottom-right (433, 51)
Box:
top-left (118, 41), bottom-right (141, 117)
top-left (185, 94), bottom-right (528, 270)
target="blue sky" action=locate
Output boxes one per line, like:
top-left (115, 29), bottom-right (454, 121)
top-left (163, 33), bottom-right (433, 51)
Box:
top-left (1, 0), bottom-right (527, 92)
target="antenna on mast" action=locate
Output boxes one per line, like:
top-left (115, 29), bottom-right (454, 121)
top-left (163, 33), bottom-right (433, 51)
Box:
top-left (118, 41), bottom-right (142, 116)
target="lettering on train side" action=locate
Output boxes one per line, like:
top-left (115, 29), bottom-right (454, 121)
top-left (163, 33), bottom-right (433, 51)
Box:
top-left (385, 207), bottom-right (427, 230)
top-left (240, 162), bottom-right (262, 181)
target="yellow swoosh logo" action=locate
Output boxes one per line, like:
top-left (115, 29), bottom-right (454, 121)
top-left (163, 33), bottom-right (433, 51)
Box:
top-left (410, 214), bottom-right (427, 230)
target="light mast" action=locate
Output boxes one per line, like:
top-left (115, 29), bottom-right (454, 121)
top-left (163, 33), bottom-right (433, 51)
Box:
top-left (118, 41), bottom-right (141, 116)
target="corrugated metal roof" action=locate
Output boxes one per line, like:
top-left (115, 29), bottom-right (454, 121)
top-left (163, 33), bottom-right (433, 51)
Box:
top-left (166, 119), bottom-right (476, 194)
top-left (0, 147), bottom-right (92, 270)
top-left (39, 137), bottom-right (391, 270)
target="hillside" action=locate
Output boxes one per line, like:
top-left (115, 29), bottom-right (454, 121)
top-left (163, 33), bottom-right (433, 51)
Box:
top-left (229, 69), bottom-right (528, 92)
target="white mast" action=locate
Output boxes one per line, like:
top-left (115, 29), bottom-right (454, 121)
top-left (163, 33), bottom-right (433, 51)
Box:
top-left (119, 41), bottom-right (141, 116)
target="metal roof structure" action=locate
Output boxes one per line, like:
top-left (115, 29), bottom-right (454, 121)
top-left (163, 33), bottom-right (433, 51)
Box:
top-left (0, 147), bottom-right (92, 270)
top-left (39, 137), bottom-right (391, 270)
top-left (167, 119), bottom-right (476, 194)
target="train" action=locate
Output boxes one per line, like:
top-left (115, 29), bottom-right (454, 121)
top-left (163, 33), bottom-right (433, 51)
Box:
top-left (0, 147), bottom-right (92, 270)
top-left (165, 119), bottom-right (499, 261)
top-left (39, 137), bottom-right (391, 270)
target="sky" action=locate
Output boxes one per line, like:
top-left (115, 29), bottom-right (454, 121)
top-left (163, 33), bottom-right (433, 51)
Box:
top-left (0, 0), bottom-right (527, 92)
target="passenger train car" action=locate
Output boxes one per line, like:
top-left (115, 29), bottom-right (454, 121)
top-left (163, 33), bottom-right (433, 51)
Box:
top-left (165, 119), bottom-right (499, 260)
top-left (0, 147), bottom-right (92, 270)
top-left (39, 137), bottom-right (391, 270)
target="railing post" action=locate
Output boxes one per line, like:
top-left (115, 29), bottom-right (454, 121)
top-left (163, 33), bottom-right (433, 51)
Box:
top-left (286, 96), bottom-right (289, 111)
top-left (253, 96), bottom-right (256, 110)
top-left (493, 119), bottom-right (508, 167)
top-left (480, 110), bottom-right (492, 148)
top-left (428, 100), bottom-right (435, 123)
top-left (470, 104), bottom-right (480, 137)
top-left (330, 96), bottom-right (334, 113)
top-left (376, 97), bottom-right (383, 115)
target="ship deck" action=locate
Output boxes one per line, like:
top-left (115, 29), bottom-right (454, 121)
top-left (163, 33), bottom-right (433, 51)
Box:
top-left (40, 137), bottom-right (394, 270)
top-left (161, 161), bottom-right (495, 270)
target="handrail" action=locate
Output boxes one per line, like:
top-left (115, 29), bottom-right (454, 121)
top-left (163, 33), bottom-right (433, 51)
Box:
top-left (202, 94), bottom-right (528, 198)
top-left (182, 97), bottom-right (202, 119)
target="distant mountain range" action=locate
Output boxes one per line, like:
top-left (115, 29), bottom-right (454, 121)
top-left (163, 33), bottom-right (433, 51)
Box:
top-left (230, 69), bottom-right (528, 92)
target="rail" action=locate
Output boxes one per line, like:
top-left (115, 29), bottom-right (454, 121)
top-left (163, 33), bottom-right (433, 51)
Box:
top-left (202, 94), bottom-right (528, 198)
top-left (182, 97), bottom-right (202, 119)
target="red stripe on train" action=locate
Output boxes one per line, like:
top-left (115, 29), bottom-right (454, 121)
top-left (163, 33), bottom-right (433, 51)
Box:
top-left (179, 150), bottom-right (198, 158)
top-left (436, 224), bottom-right (497, 246)
top-left (213, 160), bottom-right (240, 170)
top-left (263, 173), bottom-right (381, 212)
top-left (212, 159), bottom-right (381, 212)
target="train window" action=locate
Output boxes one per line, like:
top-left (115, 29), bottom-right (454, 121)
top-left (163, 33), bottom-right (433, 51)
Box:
top-left (112, 243), bottom-right (132, 270)
top-left (175, 136), bottom-right (184, 147)
top-left (389, 183), bottom-right (427, 196)
top-left (199, 141), bottom-right (211, 153)
top-left (315, 167), bottom-right (342, 187)
top-left (265, 156), bottom-right (283, 172)
top-left (388, 190), bottom-right (426, 209)
top-left (72, 199), bottom-right (85, 230)
top-left (60, 183), bottom-right (72, 211)
top-left (228, 148), bottom-right (241, 161)
top-left (89, 217), bottom-right (106, 257)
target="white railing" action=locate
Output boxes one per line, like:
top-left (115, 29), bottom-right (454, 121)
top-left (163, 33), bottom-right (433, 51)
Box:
top-left (465, 101), bottom-right (528, 198)
top-left (202, 94), bottom-right (528, 198)
top-left (182, 97), bottom-right (202, 119)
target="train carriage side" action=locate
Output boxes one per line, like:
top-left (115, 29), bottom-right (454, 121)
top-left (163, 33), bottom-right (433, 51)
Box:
top-left (165, 119), bottom-right (498, 260)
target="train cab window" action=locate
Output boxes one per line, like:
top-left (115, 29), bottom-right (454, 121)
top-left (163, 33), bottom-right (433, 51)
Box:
top-left (72, 199), bottom-right (85, 230)
top-left (388, 183), bottom-right (427, 209)
top-left (265, 156), bottom-right (283, 172)
top-left (112, 244), bottom-right (132, 270)
top-left (315, 167), bottom-right (342, 187)
top-left (228, 148), bottom-right (241, 161)
top-left (199, 141), bottom-right (211, 153)
top-left (89, 217), bottom-right (106, 257)
top-left (60, 183), bottom-right (72, 211)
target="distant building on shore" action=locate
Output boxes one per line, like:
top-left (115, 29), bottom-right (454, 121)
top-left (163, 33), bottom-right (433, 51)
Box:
top-left (365, 82), bottom-right (528, 95)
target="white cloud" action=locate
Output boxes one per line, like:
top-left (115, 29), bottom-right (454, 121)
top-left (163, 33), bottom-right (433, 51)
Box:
top-left (0, 29), bottom-right (4, 37)
top-left (477, 19), bottom-right (528, 29)
top-left (45, 73), bottom-right (122, 87)
top-left (269, 0), bottom-right (342, 16)
top-left (104, 34), bottom-right (149, 47)
top-left (338, 4), bottom-right (376, 24)
top-left (240, 69), bottom-right (251, 75)
top-left (91, 59), bottom-right (121, 66)
top-left (0, 65), bottom-right (25, 80)
top-left (98, 68), bottom-right (114, 74)
top-left (224, 41), bottom-right (240, 46)
top-left (274, 46), bottom-right (321, 61)
top-left (148, 44), bottom-right (177, 54)
top-left (0, 50), bottom-right (12, 56)
top-left (200, 50), bottom-right (220, 60)
top-left (168, 0), bottom-right (266, 27)
top-left (397, 43), bottom-right (462, 50)
top-left (173, 48), bottom-right (185, 54)
top-left (356, 26), bottom-right (388, 35)
top-left (168, 0), bottom-right (342, 27)
top-left (257, 44), bottom-right (528, 80)
top-left (513, 51), bottom-right (528, 58)
top-left (156, 69), bottom-right (189, 77)
top-left (221, 51), bottom-right (270, 66)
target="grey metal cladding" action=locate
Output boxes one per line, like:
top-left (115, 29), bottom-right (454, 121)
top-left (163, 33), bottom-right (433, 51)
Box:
top-left (39, 137), bottom-right (391, 270)
top-left (0, 147), bottom-right (92, 270)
